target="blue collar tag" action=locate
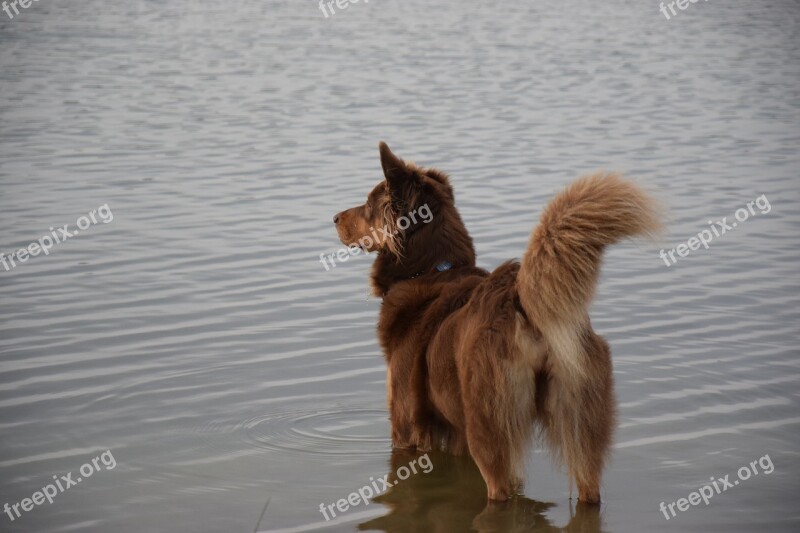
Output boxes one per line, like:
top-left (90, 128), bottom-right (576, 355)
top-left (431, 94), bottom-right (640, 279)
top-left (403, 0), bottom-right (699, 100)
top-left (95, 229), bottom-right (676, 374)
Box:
top-left (435, 261), bottom-right (453, 272)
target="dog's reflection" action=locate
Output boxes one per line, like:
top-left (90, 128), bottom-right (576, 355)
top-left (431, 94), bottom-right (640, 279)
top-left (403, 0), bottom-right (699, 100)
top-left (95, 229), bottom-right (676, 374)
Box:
top-left (358, 450), bottom-right (605, 533)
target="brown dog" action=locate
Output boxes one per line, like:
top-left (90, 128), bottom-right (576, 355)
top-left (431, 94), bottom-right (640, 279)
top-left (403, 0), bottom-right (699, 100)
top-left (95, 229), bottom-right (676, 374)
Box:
top-left (334, 142), bottom-right (661, 503)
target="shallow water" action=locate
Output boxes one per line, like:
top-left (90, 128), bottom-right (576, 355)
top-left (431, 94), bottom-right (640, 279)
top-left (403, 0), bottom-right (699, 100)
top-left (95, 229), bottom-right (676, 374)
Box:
top-left (1, 0), bottom-right (799, 531)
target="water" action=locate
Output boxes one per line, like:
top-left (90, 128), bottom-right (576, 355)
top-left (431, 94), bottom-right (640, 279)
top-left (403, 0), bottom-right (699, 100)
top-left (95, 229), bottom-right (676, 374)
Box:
top-left (1, 0), bottom-right (799, 531)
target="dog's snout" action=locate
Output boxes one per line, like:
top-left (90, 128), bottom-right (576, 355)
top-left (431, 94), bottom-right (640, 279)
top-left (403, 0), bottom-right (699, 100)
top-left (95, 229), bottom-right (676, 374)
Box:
top-left (333, 213), bottom-right (340, 224)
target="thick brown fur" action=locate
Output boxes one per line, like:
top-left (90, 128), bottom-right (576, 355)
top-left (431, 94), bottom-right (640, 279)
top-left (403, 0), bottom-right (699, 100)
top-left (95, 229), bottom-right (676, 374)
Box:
top-left (334, 142), bottom-right (661, 503)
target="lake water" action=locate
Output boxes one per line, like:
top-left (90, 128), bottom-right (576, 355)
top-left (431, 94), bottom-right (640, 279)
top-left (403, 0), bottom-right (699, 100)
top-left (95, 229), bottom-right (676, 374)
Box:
top-left (1, 0), bottom-right (799, 531)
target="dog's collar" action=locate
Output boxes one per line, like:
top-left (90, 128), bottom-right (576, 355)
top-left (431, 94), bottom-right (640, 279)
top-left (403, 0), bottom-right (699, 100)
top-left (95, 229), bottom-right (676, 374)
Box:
top-left (435, 261), bottom-right (453, 272)
top-left (407, 261), bottom-right (453, 280)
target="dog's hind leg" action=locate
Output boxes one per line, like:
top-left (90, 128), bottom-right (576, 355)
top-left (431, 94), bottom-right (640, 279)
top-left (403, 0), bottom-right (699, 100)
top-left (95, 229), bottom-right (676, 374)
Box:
top-left (459, 338), bottom-right (528, 501)
top-left (542, 332), bottom-right (616, 504)
top-left (463, 401), bottom-right (515, 501)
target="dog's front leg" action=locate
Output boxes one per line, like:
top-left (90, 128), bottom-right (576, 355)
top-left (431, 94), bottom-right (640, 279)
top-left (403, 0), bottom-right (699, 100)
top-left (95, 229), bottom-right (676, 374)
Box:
top-left (387, 364), bottom-right (417, 450)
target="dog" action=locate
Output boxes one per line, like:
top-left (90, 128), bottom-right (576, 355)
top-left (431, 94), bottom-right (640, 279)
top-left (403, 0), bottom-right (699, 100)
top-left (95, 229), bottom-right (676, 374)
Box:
top-left (333, 142), bottom-right (661, 503)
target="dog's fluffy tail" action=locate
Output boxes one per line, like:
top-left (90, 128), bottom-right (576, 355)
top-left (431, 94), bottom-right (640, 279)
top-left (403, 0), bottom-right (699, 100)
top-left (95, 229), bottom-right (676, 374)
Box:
top-left (517, 172), bottom-right (661, 378)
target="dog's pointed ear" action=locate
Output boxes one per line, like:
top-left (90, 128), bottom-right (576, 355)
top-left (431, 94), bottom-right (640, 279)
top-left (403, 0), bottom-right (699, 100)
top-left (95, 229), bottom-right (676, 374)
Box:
top-left (379, 141), bottom-right (411, 186)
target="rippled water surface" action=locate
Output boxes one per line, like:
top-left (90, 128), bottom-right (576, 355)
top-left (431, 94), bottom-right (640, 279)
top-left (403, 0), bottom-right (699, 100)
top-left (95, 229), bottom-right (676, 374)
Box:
top-left (1, 1), bottom-right (799, 531)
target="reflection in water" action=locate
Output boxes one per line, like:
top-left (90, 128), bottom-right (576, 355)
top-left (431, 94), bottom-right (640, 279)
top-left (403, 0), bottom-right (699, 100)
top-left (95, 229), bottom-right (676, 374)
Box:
top-left (359, 450), bottom-right (605, 533)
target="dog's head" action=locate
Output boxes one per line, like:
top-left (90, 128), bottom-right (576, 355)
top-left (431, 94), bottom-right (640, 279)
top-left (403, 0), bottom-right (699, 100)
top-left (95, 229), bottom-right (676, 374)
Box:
top-left (333, 142), bottom-right (455, 259)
